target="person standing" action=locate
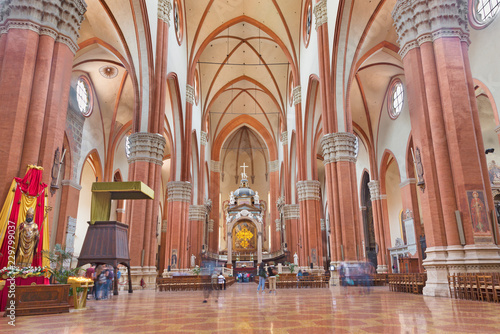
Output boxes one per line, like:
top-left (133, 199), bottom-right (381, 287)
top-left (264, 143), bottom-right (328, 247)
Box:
top-left (106, 265), bottom-right (114, 298)
top-left (257, 263), bottom-right (266, 293)
top-left (268, 264), bottom-right (277, 294)
top-left (86, 264), bottom-right (95, 300)
top-left (218, 272), bottom-right (225, 291)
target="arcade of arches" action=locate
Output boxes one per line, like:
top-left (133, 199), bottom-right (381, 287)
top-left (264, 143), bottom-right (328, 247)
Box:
top-left (2, 0), bottom-right (500, 313)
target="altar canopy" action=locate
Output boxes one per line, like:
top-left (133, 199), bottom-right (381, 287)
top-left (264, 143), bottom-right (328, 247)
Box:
top-left (0, 165), bottom-right (50, 269)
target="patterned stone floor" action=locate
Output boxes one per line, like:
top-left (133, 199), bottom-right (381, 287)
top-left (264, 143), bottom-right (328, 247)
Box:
top-left (2, 283), bottom-right (500, 333)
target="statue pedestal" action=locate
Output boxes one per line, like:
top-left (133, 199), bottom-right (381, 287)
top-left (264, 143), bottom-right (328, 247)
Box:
top-left (130, 266), bottom-right (157, 290)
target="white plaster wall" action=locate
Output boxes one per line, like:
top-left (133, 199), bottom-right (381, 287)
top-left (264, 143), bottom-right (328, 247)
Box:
top-left (355, 138), bottom-right (371, 204)
top-left (385, 160), bottom-right (403, 248)
top-left (74, 161), bottom-right (94, 258)
top-left (114, 135), bottom-right (130, 182)
top-left (376, 76), bottom-right (411, 181)
top-left (469, 16), bottom-right (500, 122)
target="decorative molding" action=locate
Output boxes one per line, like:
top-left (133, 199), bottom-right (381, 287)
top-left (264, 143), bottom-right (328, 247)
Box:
top-left (368, 180), bottom-right (380, 201)
top-left (313, 0), bottom-right (327, 30)
top-left (60, 179), bottom-right (82, 191)
top-left (275, 219), bottom-right (281, 231)
top-left (210, 160), bottom-right (221, 173)
top-left (399, 178), bottom-right (417, 188)
top-left (283, 204), bottom-right (300, 220)
top-left (392, 0), bottom-right (470, 58)
top-left (127, 132), bottom-right (166, 165)
top-left (280, 131), bottom-right (288, 145)
top-left (158, 0), bottom-right (172, 26)
top-left (0, 0), bottom-right (87, 54)
top-left (297, 180), bottom-right (321, 201)
top-left (269, 160), bottom-right (279, 172)
top-left (200, 131), bottom-right (208, 145)
top-left (208, 219), bottom-right (214, 232)
top-left (320, 219), bottom-right (326, 231)
top-left (495, 125), bottom-right (500, 134)
top-left (116, 208), bottom-right (125, 213)
top-left (167, 181), bottom-right (192, 202)
top-left (321, 132), bottom-right (357, 164)
top-left (186, 84), bottom-right (195, 104)
top-left (293, 86), bottom-right (301, 105)
top-left (162, 220), bottom-right (168, 232)
top-left (189, 205), bottom-right (206, 221)
top-left (379, 194), bottom-right (387, 200)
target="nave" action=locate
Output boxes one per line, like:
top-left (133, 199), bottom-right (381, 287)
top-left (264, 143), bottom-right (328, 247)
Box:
top-left (3, 284), bottom-right (500, 333)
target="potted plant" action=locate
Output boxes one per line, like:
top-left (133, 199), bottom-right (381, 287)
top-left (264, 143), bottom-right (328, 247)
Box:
top-left (43, 244), bottom-right (82, 306)
top-left (288, 262), bottom-right (297, 274)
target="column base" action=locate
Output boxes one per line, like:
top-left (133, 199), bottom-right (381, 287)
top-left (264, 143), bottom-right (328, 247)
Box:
top-left (422, 244), bottom-right (500, 297)
top-left (376, 265), bottom-right (388, 274)
top-left (130, 266), bottom-right (157, 290)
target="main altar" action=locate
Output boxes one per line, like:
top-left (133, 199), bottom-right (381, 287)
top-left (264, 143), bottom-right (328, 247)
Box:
top-left (225, 163), bottom-right (264, 265)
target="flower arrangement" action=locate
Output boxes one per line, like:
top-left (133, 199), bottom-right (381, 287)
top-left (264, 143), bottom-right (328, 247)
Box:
top-left (0, 265), bottom-right (48, 279)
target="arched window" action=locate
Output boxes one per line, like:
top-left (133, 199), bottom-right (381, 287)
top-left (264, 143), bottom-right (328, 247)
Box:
top-left (388, 79), bottom-right (404, 119)
top-left (472, 0), bottom-right (500, 27)
top-left (76, 77), bottom-right (92, 117)
top-left (303, 0), bottom-right (312, 47)
top-left (125, 135), bottom-right (131, 159)
top-left (174, 0), bottom-right (183, 45)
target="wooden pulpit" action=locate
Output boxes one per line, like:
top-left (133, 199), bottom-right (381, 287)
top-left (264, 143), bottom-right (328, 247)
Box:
top-left (78, 181), bottom-right (154, 294)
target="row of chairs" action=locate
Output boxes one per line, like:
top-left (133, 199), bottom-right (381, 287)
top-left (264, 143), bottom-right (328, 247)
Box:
top-left (388, 273), bottom-right (427, 294)
top-left (448, 273), bottom-right (500, 303)
top-left (254, 274), bottom-right (329, 288)
top-left (156, 275), bottom-right (236, 291)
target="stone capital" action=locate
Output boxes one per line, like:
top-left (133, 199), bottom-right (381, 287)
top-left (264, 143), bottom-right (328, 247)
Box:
top-left (269, 160), bottom-right (279, 172)
top-left (275, 219), bottom-right (281, 231)
top-left (321, 132), bottom-right (357, 164)
top-left (0, 0), bottom-right (87, 54)
top-left (208, 219), bottom-right (214, 232)
top-left (280, 131), bottom-right (288, 145)
top-left (392, 0), bottom-right (470, 58)
top-left (293, 86), bottom-right (302, 105)
top-left (297, 180), bottom-right (321, 201)
top-left (127, 132), bottom-right (166, 166)
top-left (368, 180), bottom-right (380, 201)
top-left (210, 160), bottom-right (221, 173)
top-left (61, 179), bottom-right (82, 191)
top-left (186, 84), bottom-right (195, 104)
top-left (200, 131), bottom-right (208, 146)
top-left (399, 178), bottom-right (417, 188)
top-left (189, 205), bottom-right (207, 221)
top-left (167, 181), bottom-right (192, 202)
top-left (158, 0), bottom-right (172, 26)
top-left (314, 0), bottom-right (327, 30)
top-left (283, 204), bottom-right (300, 220)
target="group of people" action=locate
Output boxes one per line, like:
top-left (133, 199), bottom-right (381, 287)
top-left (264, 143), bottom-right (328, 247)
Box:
top-left (256, 263), bottom-right (278, 294)
top-left (86, 264), bottom-right (121, 300)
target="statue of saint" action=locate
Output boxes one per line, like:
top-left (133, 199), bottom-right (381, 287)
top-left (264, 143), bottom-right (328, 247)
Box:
top-left (15, 208), bottom-right (39, 267)
top-left (191, 254), bottom-right (196, 268)
top-left (293, 252), bottom-right (298, 266)
top-left (254, 191), bottom-right (260, 204)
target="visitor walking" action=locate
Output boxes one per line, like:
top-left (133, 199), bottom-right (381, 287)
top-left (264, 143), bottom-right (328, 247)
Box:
top-left (257, 263), bottom-right (266, 293)
top-left (218, 272), bottom-right (225, 291)
top-left (268, 264), bottom-right (277, 294)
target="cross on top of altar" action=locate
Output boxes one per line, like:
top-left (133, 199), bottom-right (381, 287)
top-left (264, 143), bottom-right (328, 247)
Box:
top-left (240, 162), bottom-right (248, 179)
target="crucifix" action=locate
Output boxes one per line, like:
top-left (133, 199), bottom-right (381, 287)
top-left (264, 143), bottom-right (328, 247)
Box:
top-left (240, 162), bottom-right (248, 179)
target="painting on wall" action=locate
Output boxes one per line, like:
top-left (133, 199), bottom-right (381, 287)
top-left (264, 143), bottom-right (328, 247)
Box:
top-left (467, 190), bottom-right (491, 236)
top-left (488, 160), bottom-right (500, 186)
top-left (171, 249), bottom-right (178, 269)
top-left (232, 221), bottom-right (257, 251)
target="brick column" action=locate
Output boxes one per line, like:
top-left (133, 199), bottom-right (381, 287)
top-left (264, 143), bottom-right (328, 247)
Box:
top-left (208, 160), bottom-right (221, 253)
top-left (283, 204), bottom-right (300, 263)
top-left (321, 132), bottom-right (362, 263)
top-left (163, 181), bottom-right (191, 274)
top-left (297, 180), bottom-right (323, 267)
top-left (54, 180), bottom-right (81, 246)
top-left (126, 132), bottom-right (166, 289)
top-left (188, 202), bottom-right (210, 267)
top-left (269, 160), bottom-right (280, 252)
top-left (0, 1), bottom-right (86, 219)
top-left (368, 180), bottom-right (388, 273)
top-left (399, 178), bottom-right (425, 272)
top-left (393, 0), bottom-right (500, 296)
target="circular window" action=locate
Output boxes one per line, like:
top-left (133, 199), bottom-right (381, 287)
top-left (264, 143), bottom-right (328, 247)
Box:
top-left (471, 0), bottom-right (500, 28)
top-left (388, 79), bottom-right (404, 119)
top-left (194, 69), bottom-right (200, 105)
top-left (76, 77), bottom-right (92, 117)
top-left (173, 0), bottom-right (183, 45)
top-left (303, 0), bottom-right (312, 47)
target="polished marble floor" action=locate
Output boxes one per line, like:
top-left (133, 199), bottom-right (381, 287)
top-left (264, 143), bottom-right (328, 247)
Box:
top-left (2, 283), bottom-right (500, 333)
